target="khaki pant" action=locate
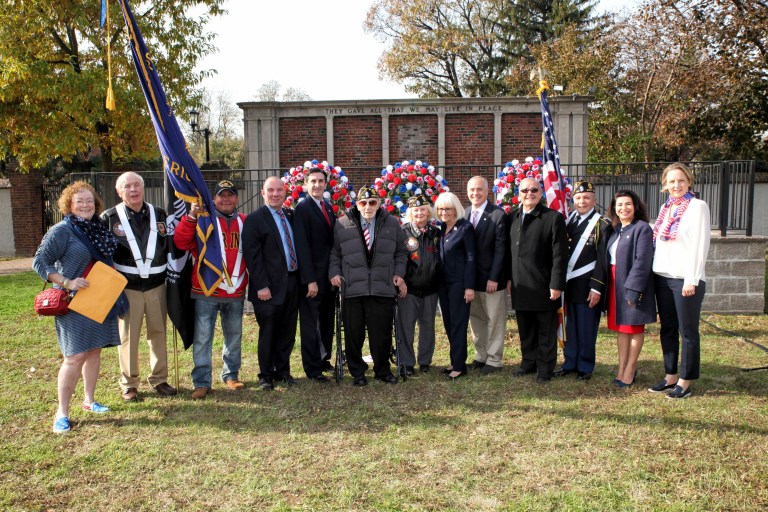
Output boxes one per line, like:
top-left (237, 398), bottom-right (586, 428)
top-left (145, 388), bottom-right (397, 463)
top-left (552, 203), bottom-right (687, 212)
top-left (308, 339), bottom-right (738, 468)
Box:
top-left (469, 290), bottom-right (507, 367)
top-left (118, 285), bottom-right (168, 390)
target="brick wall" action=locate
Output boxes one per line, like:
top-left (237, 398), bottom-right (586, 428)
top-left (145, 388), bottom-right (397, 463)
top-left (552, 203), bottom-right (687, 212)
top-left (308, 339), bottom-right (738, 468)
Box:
top-left (444, 114), bottom-right (495, 203)
top-left (333, 116), bottom-right (383, 189)
top-left (8, 162), bottom-right (45, 256)
top-left (389, 115), bottom-right (438, 164)
top-left (703, 236), bottom-right (767, 313)
top-left (279, 117), bottom-right (327, 168)
top-left (501, 113), bottom-right (541, 161)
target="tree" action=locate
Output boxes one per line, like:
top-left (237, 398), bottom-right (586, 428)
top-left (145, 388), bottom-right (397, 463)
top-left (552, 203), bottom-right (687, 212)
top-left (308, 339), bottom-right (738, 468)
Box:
top-left (0, 0), bottom-right (224, 172)
top-left (365, 0), bottom-right (506, 97)
top-left (255, 80), bottom-right (312, 102)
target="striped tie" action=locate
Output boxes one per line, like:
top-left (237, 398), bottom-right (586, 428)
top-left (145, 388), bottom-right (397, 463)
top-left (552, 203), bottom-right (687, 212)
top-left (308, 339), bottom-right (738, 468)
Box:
top-left (278, 210), bottom-right (297, 271)
top-left (363, 225), bottom-right (371, 250)
top-left (472, 209), bottom-right (479, 228)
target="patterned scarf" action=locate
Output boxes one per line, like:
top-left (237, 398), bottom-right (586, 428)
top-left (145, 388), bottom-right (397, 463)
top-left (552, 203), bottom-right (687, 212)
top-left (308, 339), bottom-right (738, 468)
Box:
top-left (653, 191), bottom-right (695, 244)
top-left (67, 214), bottom-right (118, 259)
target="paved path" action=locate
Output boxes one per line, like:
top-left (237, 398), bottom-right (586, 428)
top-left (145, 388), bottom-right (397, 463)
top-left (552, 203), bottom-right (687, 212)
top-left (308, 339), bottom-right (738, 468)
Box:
top-left (0, 257), bottom-right (34, 276)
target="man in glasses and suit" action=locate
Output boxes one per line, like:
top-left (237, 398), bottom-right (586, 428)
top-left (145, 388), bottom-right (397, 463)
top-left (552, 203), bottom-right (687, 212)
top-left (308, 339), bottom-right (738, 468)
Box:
top-left (329, 187), bottom-right (408, 386)
top-left (506, 177), bottom-right (568, 382)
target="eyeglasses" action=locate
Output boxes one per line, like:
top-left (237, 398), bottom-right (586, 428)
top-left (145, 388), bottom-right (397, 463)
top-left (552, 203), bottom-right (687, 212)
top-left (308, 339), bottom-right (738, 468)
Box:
top-left (74, 199), bottom-right (95, 206)
top-left (358, 200), bottom-right (379, 206)
top-left (520, 188), bottom-right (540, 194)
top-left (437, 207), bottom-right (455, 212)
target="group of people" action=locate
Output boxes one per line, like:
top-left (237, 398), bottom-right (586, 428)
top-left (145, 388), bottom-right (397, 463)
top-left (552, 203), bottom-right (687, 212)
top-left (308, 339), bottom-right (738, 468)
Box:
top-left (33, 163), bottom-right (710, 434)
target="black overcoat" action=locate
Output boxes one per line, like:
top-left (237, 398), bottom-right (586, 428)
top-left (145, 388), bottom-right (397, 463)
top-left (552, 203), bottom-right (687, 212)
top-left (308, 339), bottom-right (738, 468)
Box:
top-left (506, 203), bottom-right (568, 311)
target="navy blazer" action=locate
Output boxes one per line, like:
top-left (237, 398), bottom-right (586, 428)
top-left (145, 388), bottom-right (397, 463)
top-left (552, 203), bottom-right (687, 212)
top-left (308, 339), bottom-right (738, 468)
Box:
top-left (293, 197), bottom-right (336, 294)
top-left (242, 205), bottom-right (295, 305)
top-left (465, 201), bottom-right (507, 289)
top-left (438, 218), bottom-right (476, 289)
top-left (605, 220), bottom-right (656, 325)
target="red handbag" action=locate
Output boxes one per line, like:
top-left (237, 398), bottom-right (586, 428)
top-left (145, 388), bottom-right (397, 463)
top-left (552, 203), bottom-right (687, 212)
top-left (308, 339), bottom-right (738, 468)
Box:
top-left (34, 260), bottom-right (94, 317)
top-left (34, 285), bottom-right (73, 316)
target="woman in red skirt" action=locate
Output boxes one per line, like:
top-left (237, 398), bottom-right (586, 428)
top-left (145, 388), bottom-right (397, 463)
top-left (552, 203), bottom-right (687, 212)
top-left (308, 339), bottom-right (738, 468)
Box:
top-left (605, 190), bottom-right (656, 388)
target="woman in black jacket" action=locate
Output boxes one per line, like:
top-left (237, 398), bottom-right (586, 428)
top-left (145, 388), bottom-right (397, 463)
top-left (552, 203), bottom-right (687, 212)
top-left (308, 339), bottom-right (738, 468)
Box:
top-left (605, 190), bottom-right (656, 388)
top-left (435, 192), bottom-right (475, 380)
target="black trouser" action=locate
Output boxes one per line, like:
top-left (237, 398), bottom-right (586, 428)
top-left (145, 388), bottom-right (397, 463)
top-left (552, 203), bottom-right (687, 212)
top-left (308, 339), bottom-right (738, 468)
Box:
top-left (516, 309), bottom-right (558, 379)
top-left (253, 273), bottom-right (300, 381)
top-left (438, 282), bottom-right (471, 373)
top-left (655, 275), bottom-right (706, 380)
top-left (298, 290), bottom-right (335, 378)
top-left (343, 296), bottom-right (394, 379)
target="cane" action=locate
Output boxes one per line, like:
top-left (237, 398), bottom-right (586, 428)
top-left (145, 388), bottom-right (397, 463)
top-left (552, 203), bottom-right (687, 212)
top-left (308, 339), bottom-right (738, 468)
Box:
top-left (392, 294), bottom-right (406, 382)
top-left (334, 281), bottom-right (345, 384)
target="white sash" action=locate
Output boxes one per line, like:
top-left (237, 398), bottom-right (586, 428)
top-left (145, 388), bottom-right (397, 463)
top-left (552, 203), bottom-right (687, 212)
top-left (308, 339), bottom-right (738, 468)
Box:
top-left (217, 215), bottom-right (245, 294)
top-left (116, 203), bottom-right (163, 278)
top-left (566, 213), bottom-right (601, 281)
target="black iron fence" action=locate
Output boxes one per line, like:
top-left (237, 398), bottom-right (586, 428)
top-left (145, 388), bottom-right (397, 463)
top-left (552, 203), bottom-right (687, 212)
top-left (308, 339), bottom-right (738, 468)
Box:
top-left (62, 160), bottom-right (755, 236)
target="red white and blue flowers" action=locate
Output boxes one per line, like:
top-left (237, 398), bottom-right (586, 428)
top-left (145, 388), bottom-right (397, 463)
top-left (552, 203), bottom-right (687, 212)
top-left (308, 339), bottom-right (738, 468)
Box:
top-left (281, 160), bottom-right (355, 217)
top-left (372, 160), bottom-right (449, 215)
top-left (493, 157), bottom-right (573, 214)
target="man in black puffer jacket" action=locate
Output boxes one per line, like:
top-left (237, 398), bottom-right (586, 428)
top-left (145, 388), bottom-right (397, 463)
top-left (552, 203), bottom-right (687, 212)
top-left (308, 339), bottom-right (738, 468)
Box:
top-left (329, 187), bottom-right (408, 386)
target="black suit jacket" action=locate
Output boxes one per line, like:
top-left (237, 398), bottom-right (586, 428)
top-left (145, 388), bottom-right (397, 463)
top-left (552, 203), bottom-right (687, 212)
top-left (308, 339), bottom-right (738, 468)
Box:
top-left (465, 201), bottom-right (507, 289)
top-left (506, 203), bottom-right (568, 311)
top-left (293, 197), bottom-right (336, 294)
top-left (564, 210), bottom-right (612, 305)
top-left (438, 218), bottom-right (476, 289)
top-left (242, 205), bottom-right (295, 305)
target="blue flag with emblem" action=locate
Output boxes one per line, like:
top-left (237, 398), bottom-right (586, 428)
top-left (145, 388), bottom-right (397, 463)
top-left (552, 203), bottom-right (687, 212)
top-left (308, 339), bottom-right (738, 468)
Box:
top-left (116, 0), bottom-right (226, 296)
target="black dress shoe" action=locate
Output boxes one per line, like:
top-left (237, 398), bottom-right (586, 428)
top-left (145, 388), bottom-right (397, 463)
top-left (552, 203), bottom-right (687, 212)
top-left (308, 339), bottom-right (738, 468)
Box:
top-left (441, 367), bottom-right (454, 374)
top-left (471, 360), bottom-right (486, 370)
top-left (513, 368), bottom-right (535, 377)
top-left (576, 372), bottom-right (592, 381)
top-left (479, 365), bottom-right (501, 375)
top-left (536, 375), bottom-right (552, 383)
top-left (375, 374), bottom-right (398, 385)
top-left (553, 367), bottom-right (574, 377)
top-left (259, 378), bottom-right (274, 391)
top-left (279, 375), bottom-right (298, 386)
top-left (310, 375), bottom-right (331, 383)
top-left (448, 370), bottom-right (467, 380)
top-left (353, 375), bottom-right (368, 387)
top-left (419, 365), bottom-right (431, 373)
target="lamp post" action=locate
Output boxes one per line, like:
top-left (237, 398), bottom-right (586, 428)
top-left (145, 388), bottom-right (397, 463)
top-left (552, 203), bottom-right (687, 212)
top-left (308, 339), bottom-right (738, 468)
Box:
top-left (188, 109), bottom-right (211, 163)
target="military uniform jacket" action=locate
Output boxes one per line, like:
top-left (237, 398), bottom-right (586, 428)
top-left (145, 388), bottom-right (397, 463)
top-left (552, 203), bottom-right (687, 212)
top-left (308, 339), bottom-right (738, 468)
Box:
top-left (565, 210), bottom-right (612, 305)
top-left (102, 202), bottom-right (168, 291)
top-left (402, 221), bottom-right (440, 297)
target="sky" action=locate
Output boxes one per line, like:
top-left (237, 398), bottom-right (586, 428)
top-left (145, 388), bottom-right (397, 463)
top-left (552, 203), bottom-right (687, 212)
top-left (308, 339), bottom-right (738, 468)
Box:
top-left (196, 0), bottom-right (639, 109)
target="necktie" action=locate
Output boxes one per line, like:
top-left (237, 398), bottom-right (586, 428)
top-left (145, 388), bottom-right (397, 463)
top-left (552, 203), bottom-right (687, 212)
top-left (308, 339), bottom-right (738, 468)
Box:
top-left (277, 210), bottom-right (297, 271)
top-left (319, 201), bottom-right (331, 227)
top-left (472, 209), bottom-right (479, 228)
top-left (363, 224), bottom-right (371, 250)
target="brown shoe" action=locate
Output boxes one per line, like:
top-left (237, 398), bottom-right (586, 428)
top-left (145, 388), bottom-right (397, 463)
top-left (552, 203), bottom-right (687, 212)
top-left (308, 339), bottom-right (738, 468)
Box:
top-left (225, 379), bottom-right (245, 390)
top-left (121, 387), bottom-right (138, 402)
top-left (154, 382), bottom-right (178, 396)
top-left (191, 387), bottom-right (210, 400)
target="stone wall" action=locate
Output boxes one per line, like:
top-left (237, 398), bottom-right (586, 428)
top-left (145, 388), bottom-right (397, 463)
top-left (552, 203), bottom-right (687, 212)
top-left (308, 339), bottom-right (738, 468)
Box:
top-left (703, 236), bottom-right (767, 313)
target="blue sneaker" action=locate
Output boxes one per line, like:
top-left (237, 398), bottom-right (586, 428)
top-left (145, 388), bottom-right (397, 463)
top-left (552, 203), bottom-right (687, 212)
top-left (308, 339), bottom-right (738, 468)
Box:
top-left (82, 402), bottom-right (109, 413)
top-left (53, 416), bottom-right (70, 434)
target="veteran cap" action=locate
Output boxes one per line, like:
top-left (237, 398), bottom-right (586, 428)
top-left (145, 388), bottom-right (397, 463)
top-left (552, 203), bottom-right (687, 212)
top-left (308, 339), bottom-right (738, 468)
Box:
top-left (408, 194), bottom-right (431, 207)
top-left (573, 181), bottom-right (595, 194)
top-left (215, 180), bottom-right (238, 196)
top-left (357, 187), bottom-right (378, 200)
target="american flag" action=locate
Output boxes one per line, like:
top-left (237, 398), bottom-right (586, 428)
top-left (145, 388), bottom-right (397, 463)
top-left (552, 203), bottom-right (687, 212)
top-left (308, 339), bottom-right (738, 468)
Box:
top-left (538, 81), bottom-right (569, 347)
top-left (539, 82), bottom-right (569, 219)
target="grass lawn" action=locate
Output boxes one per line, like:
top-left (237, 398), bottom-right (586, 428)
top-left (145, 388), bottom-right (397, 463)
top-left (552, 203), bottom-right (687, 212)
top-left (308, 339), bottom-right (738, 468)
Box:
top-left (1, 271), bottom-right (766, 511)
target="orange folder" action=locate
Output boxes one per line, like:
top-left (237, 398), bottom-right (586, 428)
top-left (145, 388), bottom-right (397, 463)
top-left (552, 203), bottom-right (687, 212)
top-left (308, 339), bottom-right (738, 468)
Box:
top-left (68, 261), bottom-right (128, 324)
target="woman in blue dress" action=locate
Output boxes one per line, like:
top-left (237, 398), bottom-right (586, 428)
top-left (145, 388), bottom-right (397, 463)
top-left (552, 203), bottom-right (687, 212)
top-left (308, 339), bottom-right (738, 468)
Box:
top-left (33, 181), bottom-right (121, 434)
